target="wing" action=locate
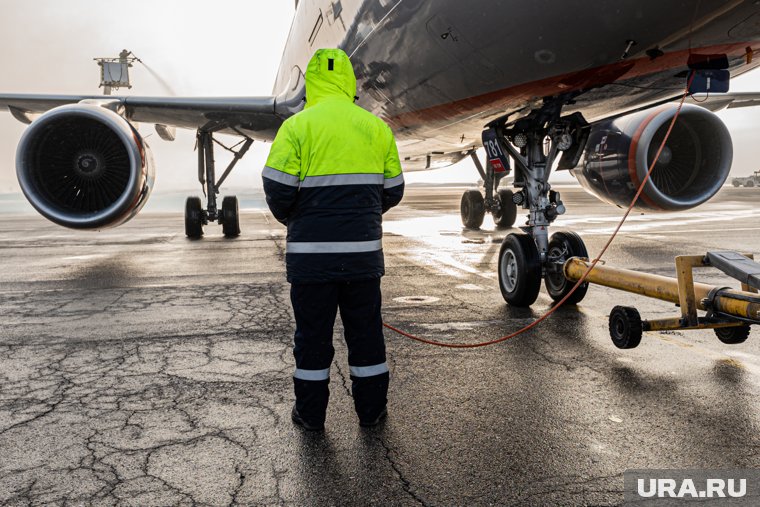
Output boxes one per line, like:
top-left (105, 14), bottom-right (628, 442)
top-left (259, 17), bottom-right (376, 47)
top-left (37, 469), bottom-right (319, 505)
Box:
top-left (685, 92), bottom-right (760, 112)
top-left (0, 93), bottom-right (304, 141)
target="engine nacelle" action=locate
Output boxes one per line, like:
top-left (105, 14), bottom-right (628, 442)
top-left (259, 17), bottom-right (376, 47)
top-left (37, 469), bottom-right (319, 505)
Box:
top-left (16, 104), bottom-right (155, 229)
top-left (571, 104), bottom-right (732, 211)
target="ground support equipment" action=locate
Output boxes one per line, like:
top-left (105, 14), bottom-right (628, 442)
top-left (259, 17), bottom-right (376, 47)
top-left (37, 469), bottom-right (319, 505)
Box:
top-left (563, 252), bottom-right (760, 348)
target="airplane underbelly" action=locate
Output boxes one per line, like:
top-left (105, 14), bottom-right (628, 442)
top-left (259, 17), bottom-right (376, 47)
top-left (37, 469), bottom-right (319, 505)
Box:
top-left (338, 0), bottom-right (760, 166)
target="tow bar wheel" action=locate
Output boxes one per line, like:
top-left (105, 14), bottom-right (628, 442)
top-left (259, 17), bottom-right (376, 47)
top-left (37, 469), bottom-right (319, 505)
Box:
top-left (609, 306), bottom-right (643, 349)
top-left (498, 233), bottom-right (541, 307)
top-left (545, 231), bottom-right (589, 304)
top-left (714, 325), bottom-right (750, 344)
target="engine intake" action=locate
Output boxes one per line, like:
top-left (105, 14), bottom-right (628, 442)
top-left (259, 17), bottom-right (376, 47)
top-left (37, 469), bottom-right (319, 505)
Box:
top-left (571, 104), bottom-right (732, 211)
top-left (16, 104), bottom-right (154, 229)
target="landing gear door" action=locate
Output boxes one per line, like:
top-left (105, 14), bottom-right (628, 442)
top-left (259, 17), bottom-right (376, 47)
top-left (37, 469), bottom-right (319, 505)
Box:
top-left (482, 128), bottom-right (511, 175)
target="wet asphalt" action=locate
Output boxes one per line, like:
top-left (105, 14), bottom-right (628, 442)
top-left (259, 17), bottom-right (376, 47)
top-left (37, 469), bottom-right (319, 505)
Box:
top-left (1, 185), bottom-right (759, 506)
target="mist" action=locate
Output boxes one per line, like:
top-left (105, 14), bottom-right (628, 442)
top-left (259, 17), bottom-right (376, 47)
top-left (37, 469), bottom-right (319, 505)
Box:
top-left (2, 2), bottom-right (760, 199)
top-left (0, 0), bottom-right (295, 195)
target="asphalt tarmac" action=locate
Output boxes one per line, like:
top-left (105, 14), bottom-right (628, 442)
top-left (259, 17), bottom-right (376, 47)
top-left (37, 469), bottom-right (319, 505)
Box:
top-left (1, 185), bottom-right (759, 506)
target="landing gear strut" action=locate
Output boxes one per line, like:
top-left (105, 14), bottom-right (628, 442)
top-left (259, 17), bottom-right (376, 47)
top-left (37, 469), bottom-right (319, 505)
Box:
top-left (488, 97), bottom-right (591, 307)
top-left (184, 126), bottom-right (253, 239)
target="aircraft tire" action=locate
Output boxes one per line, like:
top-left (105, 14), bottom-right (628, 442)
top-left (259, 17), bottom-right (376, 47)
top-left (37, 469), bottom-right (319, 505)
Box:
top-left (221, 195), bottom-right (241, 238)
top-left (714, 325), bottom-right (750, 344)
top-left (545, 231), bottom-right (589, 304)
top-left (609, 306), bottom-right (642, 349)
top-left (185, 196), bottom-right (204, 239)
top-left (498, 233), bottom-right (541, 307)
top-left (460, 190), bottom-right (485, 229)
top-left (493, 189), bottom-right (517, 229)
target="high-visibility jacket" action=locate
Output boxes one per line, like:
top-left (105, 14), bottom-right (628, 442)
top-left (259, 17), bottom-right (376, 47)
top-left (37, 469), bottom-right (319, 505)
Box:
top-left (262, 48), bottom-right (404, 284)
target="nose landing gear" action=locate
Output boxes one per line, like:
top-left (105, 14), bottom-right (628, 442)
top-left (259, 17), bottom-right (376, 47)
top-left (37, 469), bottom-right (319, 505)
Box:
top-left (488, 99), bottom-right (591, 306)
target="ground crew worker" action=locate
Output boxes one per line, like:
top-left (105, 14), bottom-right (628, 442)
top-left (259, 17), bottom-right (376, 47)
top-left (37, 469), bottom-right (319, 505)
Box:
top-left (262, 48), bottom-right (404, 431)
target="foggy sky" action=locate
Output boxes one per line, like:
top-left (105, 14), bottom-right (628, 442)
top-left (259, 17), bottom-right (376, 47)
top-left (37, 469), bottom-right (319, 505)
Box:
top-left (0, 0), bottom-right (294, 194)
top-left (2, 1), bottom-right (760, 196)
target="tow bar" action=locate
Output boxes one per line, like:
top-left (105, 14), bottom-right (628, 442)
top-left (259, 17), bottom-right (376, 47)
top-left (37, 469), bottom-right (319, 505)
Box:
top-left (564, 252), bottom-right (760, 349)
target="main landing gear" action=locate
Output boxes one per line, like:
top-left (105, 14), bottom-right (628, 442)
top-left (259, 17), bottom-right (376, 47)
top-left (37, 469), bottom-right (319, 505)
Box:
top-left (184, 127), bottom-right (253, 239)
top-left (485, 98), bottom-right (592, 307)
top-left (460, 152), bottom-right (518, 230)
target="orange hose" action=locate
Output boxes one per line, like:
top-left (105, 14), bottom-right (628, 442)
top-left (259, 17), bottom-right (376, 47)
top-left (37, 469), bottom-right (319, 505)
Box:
top-left (384, 76), bottom-right (696, 348)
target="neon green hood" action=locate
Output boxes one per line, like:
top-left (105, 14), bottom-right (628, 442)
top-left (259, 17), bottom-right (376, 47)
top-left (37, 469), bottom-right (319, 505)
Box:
top-left (304, 48), bottom-right (357, 109)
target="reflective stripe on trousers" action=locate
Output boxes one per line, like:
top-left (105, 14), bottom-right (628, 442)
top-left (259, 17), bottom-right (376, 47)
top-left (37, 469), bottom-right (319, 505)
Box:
top-left (349, 362), bottom-right (389, 377)
top-left (293, 367), bottom-right (331, 381)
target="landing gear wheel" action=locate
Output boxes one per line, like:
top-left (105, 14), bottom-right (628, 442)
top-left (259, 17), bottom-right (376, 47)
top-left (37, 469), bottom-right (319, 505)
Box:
top-left (493, 189), bottom-right (517, 229)
top-left (545, 231), bottom-right (589, 304)
top-left (221, 195), bottom-right (241, 238)
top-left (185, 196), bottom-right (204, 239)
top-left (714, 325), bottom-right (750, 344)
top-left (609, 306), bottom-right (643, 349)
top-left (498, 233), bottom-right (542, 307)
top-left (460, 190), bottom-right (485, 229)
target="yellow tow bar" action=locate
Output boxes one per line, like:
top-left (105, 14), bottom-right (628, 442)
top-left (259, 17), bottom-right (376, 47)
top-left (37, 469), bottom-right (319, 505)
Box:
top-left (563, 255), bottom-right (760, 348)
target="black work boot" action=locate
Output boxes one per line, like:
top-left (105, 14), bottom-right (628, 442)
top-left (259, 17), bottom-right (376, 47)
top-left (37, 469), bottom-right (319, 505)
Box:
top-left (291, 405), bottom-right (325, 431)
top-left (359, 407), bottom-right (387, 428)
top-left (352, 371), bottom-right (389, 428)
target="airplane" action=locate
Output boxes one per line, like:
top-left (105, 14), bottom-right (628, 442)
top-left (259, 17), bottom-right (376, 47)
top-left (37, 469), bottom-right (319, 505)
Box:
top-left (3, 0), bottom-right (760, 309)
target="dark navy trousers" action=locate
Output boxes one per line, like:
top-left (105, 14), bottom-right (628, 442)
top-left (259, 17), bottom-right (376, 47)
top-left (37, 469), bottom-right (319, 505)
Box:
top-left (290, 278), bottom-right (389, 425)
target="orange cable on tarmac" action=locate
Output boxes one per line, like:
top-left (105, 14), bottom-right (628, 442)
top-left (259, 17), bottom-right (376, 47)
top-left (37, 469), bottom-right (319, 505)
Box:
top-left (383, 77), bottom-right (696, 349)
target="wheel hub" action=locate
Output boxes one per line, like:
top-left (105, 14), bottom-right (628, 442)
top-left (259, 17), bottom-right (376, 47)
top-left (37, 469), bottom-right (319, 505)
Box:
top-left (614, 319), bottom-right (625, 336)
top-left (501, 249), bottom-right (518, 292)
top-left (544, 245), bottom-right (568, 291)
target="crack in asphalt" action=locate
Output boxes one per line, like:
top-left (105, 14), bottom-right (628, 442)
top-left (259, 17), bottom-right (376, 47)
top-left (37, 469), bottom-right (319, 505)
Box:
top-left (1, 272), bottom-right (431, 506)
top-left (375, 436), bottom-right (429, 507)
top-left (332, 360), bottom-right (353, 398)
top-left (522, 335), bottom-right (605, 375)
top-left (0, 281), bottom-right (296, 506)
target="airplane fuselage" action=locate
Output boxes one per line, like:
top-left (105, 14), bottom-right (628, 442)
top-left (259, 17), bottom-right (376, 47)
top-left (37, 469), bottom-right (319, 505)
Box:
top-left (274, 0), bottom-right (760, 169)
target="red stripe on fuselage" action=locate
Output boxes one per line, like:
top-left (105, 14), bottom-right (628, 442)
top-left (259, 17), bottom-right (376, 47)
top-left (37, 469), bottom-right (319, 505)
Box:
top-left (389, 42), bottom-right (760, 133)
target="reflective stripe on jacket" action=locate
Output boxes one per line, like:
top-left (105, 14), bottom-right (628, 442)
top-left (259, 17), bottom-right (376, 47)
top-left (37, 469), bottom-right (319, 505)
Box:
top-left (262, 48), bottom-right (404, 283)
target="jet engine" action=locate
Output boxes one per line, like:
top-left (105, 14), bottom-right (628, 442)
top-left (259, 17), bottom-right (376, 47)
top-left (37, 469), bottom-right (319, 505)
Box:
top-left (571, 104), bottom-right (732, 211)
top-left (16, 104), bottom-right (155, 229)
